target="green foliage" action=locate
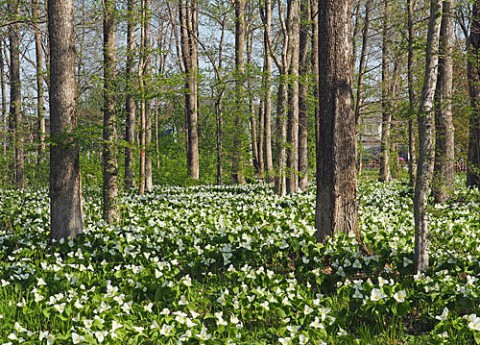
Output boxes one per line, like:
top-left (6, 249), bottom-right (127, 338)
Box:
top-left (0, 180), bottom-right (480, 343)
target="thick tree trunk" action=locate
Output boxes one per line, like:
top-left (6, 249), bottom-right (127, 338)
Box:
top-left (379, 0), bottom-right (391, 183)
top-left (49, 0), bottom-right (84, 240)
top-left (102, 0), bottom-right (119, 224)
top-left (467, 3), bottom-right (480, 188)
top-left (433, 0), bottom-right (454, 202)
top-left (9, 0), bottom-right (24, 189)
top-left (316, 0), bottom-right (357, 243)
top-left (286, 0), bottom-right (300, 194)
top-left (124, 0), bottom-right (136, 190)
top-left (33, 0), bottom-right (46, 165)
top-left (407, 0), bottom-right (417, 187)
top-left (179, 0), bottom-right (199, 180)
top-left (232, 0), bottom-right (246, 184)
top-left (414, 0), bottom-right (442, 274)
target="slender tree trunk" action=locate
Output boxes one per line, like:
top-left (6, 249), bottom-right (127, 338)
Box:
top-left (0, 39), bottom-right (6, 157)
top-left (102, 0), bottom-right (119, 224)
top-left (354, 0), bottom-right (371, 125)
top-left (33, 0), bottom-right (46, 166)
top-left (316, 0), bottom-right (357, 243)
top-left (467, 2), bottom-right (480, 188)
top-left (286, 0), bottom-right (300, 194)
top-left (262, 0), bottom-right (274, 183)
top-left (124, 0), bottom-right (136, 190)
top-left (49, 0), bottom-right (84, 240)
top-left (433, 0), bottom-right (454, 202)
top-left (9, 0), bottom-right (24, 189)
top-left (414, 0), bottom-right (442, 274)
top-left (216, 93), bottom-right (224, 185)
top-left (232, 0), bottom-right (246, 184)
top-left (247, 29), bottom-right (260, 175)
top-left (311, 0), bottom-right (319, 164)
top-left (407, 0), bottom-right (417, 187)
top-left (379, 0), bottom-right (391, 183)
top-left (276, 75), bottom-right (288, 196)
top-left (144, 0), bottom-right (153, 191)
top-left (298, 0), bottom-right (309, 191)
top-left (257, 98), bottom-right (265, 179)
top-left (138, 0), bottom-right (147, 195)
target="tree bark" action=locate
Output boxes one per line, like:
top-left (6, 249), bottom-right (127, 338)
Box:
top-left (124, 0), bottom-right (136, 190)
top-left (433, 0), bottom-right (454, 202)
top-left (144, 0), bottom-right (153, 191)
top-left (49, 0), bottom-right (84, 240)
top-left (33, 0), bottom-right (46, 166)
top-left (276, 75), bottom-right (288, 196)
top-left (9, 0), bottom-right (24, 189)
top-left (232, 0), bottom-right (246, 184)
top-left (467, 2), bottom-right (480, 188)
top-left (311, 0), bottom-right (319, 165)
top-left (316, 0), bottom-right (357, 243)
top-left (379, 0), bottom-right (391, 183)
top-left (179, 0), bottom-right (200, 180)
top-left (102, 0), bottom-right (119, 224)
top-left (407, 0), bottom-right (417, 187)
top-left (261, 0), bottom-right (274, 183)
top-left (414, 0), bottom-right (442, 274)
top-left (298, 0), bottom-right (310, 192)
top-left (0, 38), bottom-right (7, 157)
top-left (286, 0), bottom-right (300, 194)
top-left (247, 29), bottom-right (260, 175)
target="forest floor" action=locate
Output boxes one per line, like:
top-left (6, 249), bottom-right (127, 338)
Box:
top-left (0, 177), bottom-right (479, 344)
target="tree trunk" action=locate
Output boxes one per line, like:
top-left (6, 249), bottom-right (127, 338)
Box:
top-left (232, 0), bottom-right (246, 184)
top-left (414, 0), bottom-right (442, 274)
top-left (247, 29), bottom-right (260, 175)
top-left (407, 0), bottom-right (417, 187)
top-left (179, 0), bottom-right (200, 180)
top-left (316, 0), bottom-right (357, 243)
top-left (276, 76), bottom-right (288, 196)
top-left (9, 0), bottom-right (24, 189)
top-left (216, 94), bottom-right (224, 185)
top-left (286, 0), bottom-right (300, 194)
top-left (102, 0), bottom-right (119, 224)
top-left (0, 38), bottom-right (7, 157)
top-left (33, 0), bottom-right (46, 166)
top-left (354, 0), bottom-right (370, 125)
top-left (48, 0), bottom-right (84, 240)
top-left (144, 0), bottom-right (153, 191)
top-left (467, 2), bottom-right (480, 188)
top-left (138, 0), bottom-right (147, 195)
top-left (311, 0), bottom-right (319, 165)
top-left (124, 0), bottom-right (136, 190)
top-left (433, 0), bottom-right (454, 202)
top-left (379, 0), bottom-right (391, 183)
top-left (298, 0), bottom-right (310, 192)
top-left (261, 0), bottom-right (274, 183)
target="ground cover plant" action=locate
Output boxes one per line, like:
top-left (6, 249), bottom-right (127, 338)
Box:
top-left (0, 179), bottom-right (480, 344)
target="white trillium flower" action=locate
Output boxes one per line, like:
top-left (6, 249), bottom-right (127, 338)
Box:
top-left (370, 288), bottom-right (387, 302)
top-left (393, 290), bottom-right (407, 303)
top-left (435, 307), bottom-right (449, 321)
